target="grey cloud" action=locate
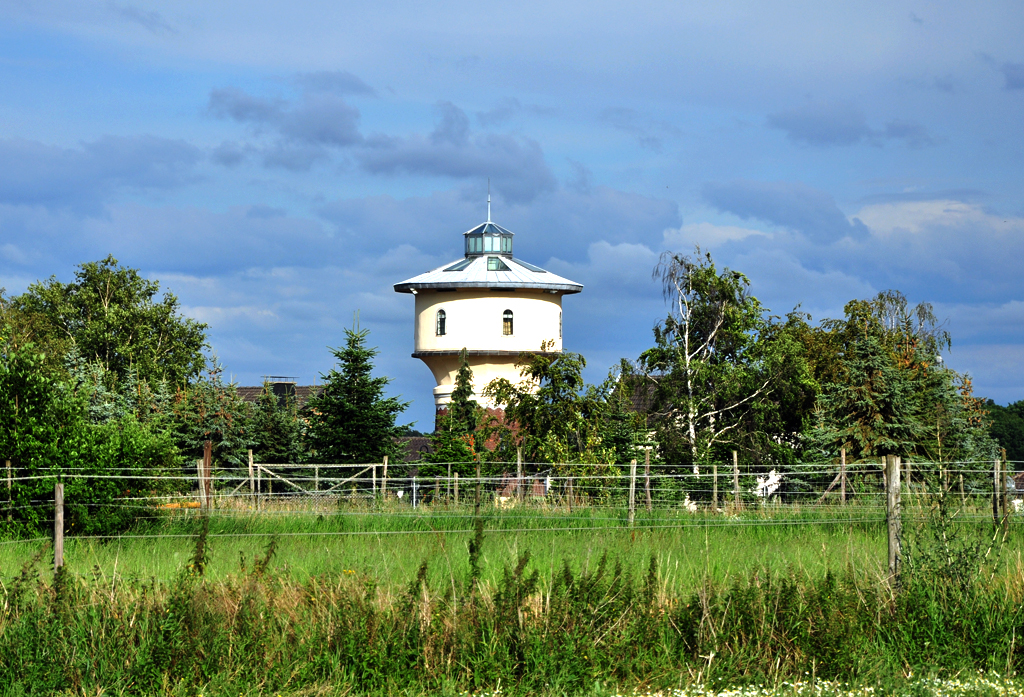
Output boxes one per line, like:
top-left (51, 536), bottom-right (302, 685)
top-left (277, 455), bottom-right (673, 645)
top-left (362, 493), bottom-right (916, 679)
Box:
top-left (207, 86), bottom-right (362, 167)
top-left (431, 101), bottom-right (470, 146)
top-left (768, 101), bottom-right (934, 147)
top-left (477, 98), bottom-right (522, 127)
top-left (702, 180), bottom-right (867, 243)
top-left (856, 188), bottom-right (985, 205)
top-left (107, 2), bottom-right (176, 35)
top-left (565, 160), bottom-right (592, 195)
top-left (208, 88), bottom-right (283, 124)
top-left (211, 140), bottom-right (247, 167)
top-left (293, 70), bottom-right (375, 96)
top-left (316, 183), bottom-right (678, 262)
top-left (1001, 62), bottom-right (1024, 89)
top-left (599, 107), bottom-right (681, 152)
top-left (357, 104), bottom-right (556, 203)
top-left (261, 143), bottom-right (330, 171)
top-left (882, 120), bottom-right (936, 148)
top-left (767, 101), bottom-right (872, 146)
top-left (0, 136), bottom-right (200, 213)
top-left (476, 98), bottom-right (556, 127)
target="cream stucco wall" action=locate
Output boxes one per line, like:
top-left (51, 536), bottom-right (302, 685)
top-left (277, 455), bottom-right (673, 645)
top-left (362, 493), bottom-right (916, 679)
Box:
top-left (414, 288), bottom-right (562, 354)
top-left (411, 289), bottom-right (563, 407)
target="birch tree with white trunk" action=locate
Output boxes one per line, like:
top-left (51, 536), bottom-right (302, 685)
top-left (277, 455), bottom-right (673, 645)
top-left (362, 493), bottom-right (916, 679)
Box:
top-left (638, 249), bottom-right (801, 473)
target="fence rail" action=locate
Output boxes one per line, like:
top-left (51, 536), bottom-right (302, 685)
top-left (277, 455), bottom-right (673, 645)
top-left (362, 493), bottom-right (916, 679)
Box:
top-left (2, 450), bottom-right (1019, 579)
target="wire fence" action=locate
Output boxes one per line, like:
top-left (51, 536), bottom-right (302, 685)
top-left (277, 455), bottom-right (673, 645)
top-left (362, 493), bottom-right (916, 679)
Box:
top-left (2, 456), bottom-right (1020, 537)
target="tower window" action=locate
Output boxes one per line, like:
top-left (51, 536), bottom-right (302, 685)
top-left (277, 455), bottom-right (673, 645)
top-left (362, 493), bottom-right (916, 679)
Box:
top-left (436, 309), bottom-right (446, 336)
top-left (503, 309), bottom-right (513, 336)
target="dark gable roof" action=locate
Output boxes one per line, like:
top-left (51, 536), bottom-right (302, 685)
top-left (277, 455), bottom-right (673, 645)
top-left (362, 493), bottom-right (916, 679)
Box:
top-left (400, 436), bottom-right (433, 463)
top-left (236, 385), bottom-right (321, 409)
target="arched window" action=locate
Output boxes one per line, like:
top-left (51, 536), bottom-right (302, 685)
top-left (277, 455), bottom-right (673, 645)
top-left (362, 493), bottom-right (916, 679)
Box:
top-left (436, 309), bottom-right (446, 336)
top-left (502, 309), bottom-right (513, 336)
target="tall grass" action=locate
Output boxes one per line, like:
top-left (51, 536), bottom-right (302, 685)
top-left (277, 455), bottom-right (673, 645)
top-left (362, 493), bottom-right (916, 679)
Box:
top-left (1, 512), bottom-right (1022, 696)
top-left (0, 504), bottom-right (893, 591)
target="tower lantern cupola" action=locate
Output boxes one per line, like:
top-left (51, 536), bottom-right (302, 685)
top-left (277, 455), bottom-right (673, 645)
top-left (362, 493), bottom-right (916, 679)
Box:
top-left (464, 222), bottom-right (514, 257)
top-left (395, 214), bottom-right (581, 411)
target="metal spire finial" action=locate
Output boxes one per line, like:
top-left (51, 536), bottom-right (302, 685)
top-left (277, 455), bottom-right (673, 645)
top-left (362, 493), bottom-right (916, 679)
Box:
top-left (486, 178), bottom-right (491, 223)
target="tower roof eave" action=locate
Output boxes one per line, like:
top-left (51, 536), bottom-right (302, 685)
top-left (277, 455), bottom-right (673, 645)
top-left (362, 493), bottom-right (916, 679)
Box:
top-left (393, 254), bottom-right (583, 294)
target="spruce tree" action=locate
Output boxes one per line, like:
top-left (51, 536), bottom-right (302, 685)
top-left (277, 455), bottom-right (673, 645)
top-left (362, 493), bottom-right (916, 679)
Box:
top-left (251, 384), bottom-right (306, 464)
top-left (424, 349), bottom-right (479, 474)
top-left (304, 328), bottom-right (409, 463)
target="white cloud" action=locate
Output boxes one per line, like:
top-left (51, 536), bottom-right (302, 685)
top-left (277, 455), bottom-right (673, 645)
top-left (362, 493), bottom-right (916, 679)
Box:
top-left (663, 221), bottom-right (768, 249)
top-left (855, 200), bottom-right (1021, 236)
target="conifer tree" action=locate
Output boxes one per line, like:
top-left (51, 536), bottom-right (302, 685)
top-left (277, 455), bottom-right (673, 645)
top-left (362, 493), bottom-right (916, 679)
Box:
top-left (424, 348), bottom-right (479, 473)
top-left (251, 384), bottom-right (306, 464)
top-left (304, 328), bottom-right (409, 463)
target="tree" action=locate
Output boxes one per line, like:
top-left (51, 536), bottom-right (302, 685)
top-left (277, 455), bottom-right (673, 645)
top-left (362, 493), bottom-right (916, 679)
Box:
top-left (165, 362), bottom-right (255, 471)
top-left (809, 331), bottom-right (923, 459)
top-left (12, 255), bottom-right (208, 389)
top-left (0, 326), bottom-right (177, 537)
top-left (637, 249), bottom-right (806, 472)
top-left (987, 400), bottom-right (1024, 463)
top-left (423, 349), bottom-right (481, 474)
top-left (304, 328), bottom-right (409, 463)
top-left (484, 342), bottom-right (627, 467)
top-left (251, 384), bottom-right (307, 465)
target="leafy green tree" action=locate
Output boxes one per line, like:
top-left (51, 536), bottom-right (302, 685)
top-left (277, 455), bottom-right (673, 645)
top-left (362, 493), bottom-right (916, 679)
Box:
top-left (987, 400), bottom-right (1024, 463)
top-left (0, 330), bottom-right (177, 537)
top-left (638, 249), bottom-right (809, 472)
top-left (484, 343), bottom-right (626, 468)
top-left (12, 255), bottom-right (208, 389)
top-left (304, 328), bottom-right (409, 463)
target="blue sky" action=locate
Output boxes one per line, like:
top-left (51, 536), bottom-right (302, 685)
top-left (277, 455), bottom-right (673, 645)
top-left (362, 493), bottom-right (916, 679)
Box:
top-left (1, 1), bottom-right (1023, 429)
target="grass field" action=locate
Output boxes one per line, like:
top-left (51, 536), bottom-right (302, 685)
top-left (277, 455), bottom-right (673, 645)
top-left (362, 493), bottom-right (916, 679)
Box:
top-left (1, 501), bottom-right (1022, 696)
top-left (3, 502), bottom-right (898, 587)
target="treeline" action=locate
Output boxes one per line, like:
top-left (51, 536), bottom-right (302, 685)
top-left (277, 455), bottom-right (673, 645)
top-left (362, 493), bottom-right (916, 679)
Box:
top-left (0, 257), bottom-right (406, 536)
top-left (1, 251), bottom-right (1019, 533)
top-left (426, 249), bottom-right (1013, 484)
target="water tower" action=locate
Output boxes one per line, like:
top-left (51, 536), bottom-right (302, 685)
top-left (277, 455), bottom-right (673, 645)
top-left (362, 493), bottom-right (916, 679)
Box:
top-left (394, 213), bottom-right (582, 412)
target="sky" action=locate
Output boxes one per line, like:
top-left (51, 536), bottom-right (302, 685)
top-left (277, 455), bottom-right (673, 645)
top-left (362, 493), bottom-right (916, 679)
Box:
top-left (1, 1), bottom-right (1023, 430)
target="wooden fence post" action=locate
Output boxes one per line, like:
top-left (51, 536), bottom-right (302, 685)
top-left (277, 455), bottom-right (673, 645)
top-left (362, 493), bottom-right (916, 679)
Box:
top-left (314, 464), bottom-right (319, 494)
top-left (447, 463), bottom-right (452, 503)
top-left (248, 450), bottom-right (255, 505)
top-left (196, 458), bottom-right (205, 509)
top-left (412, 476), bottom-right (418, 509)
top-left (516, 448), bottom-right (523, 501)
top-left (202, 440), bottom-right (212, 510)
top-left (713, 464), bottom-right (718, 511)
top-left (628, 459), bottom-right (637, 526)
top-left (886, 454), bottom-right (902, 585)
top-left (644, 449), bottom-right (652, 512)
top-left (54, 481), bottom-right (64, 571)
top-left (454, 472), bottom-right (459, 505)
top-left (5, 459), bottom-right (10, 522)
top-left (474, 461), bottom-right (481, 517)
top-left (382, 456), bottom-right (389, 499)
top-left (840, 448), bottom-right (846, 505)
top-left (732, 450), bottom-right (741, 511)
top-left (567, 477), bottom-right (573, 513)
top-left (994, 456), bottom-right (1001, 527)
top-left (1002, 448), bottom-right (1011, 532)
top-left (372, 463), bottom-right (377, 500)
